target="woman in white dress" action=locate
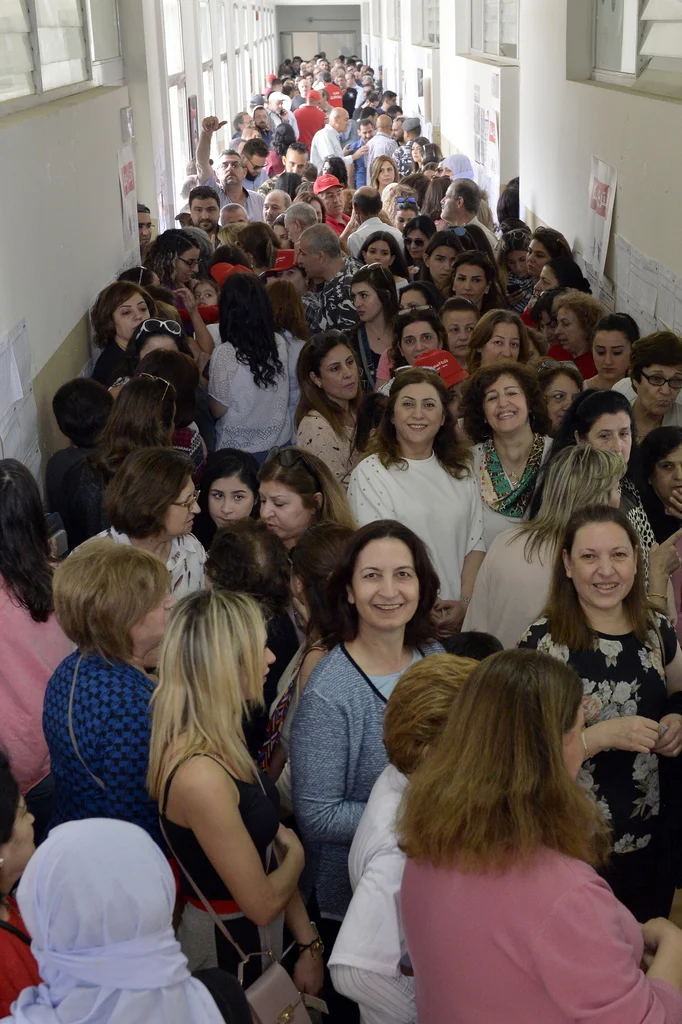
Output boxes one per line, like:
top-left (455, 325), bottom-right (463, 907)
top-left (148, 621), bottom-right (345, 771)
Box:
top-left (348, 367), bottom-right (485, 635)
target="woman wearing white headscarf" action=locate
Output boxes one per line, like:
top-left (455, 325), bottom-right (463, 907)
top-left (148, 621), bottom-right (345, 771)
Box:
top-left (439, 154), bottom-right (475, 181)
top-left (1, 818), bottom-right (250, 1024)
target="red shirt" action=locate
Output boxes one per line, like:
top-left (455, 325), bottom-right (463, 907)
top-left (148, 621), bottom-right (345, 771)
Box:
top-left (325, 213), bottom-right (350, 237)
top-left (294, 105), bottom-right (326, 150)
top-left (546, 343), bottom-right (597, 380)
top-left (325, 83), bottom-right (344, 107)
top-left (0, 899), bottom-right (40, 1016)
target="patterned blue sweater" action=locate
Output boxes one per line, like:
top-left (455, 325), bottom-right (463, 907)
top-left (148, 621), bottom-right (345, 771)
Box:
top-left (290, 640), bottom-right (442, 919)
top-left (43, 651), bottom-right (161, 844)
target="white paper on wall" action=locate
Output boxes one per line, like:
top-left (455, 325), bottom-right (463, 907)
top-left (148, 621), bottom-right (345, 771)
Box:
top-left (629, 247), bottom-right (658, 317)
top-left (657, 266), bottom-right (678, 329)
top-left (587, 157), bottom-right (617, 280)
top-left (614, 235), bottom-right (632, 295)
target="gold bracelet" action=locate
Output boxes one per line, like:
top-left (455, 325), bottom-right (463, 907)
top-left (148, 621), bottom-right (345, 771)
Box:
top-left (581, 729), bottom-right (590, 758)
top-left (647, 592), bottom-right (667, 601)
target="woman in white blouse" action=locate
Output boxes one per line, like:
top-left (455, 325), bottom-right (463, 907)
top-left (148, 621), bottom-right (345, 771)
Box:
top-left (98, 447), bottom-right (205, 597)
top-left (348, 368), bottom-right (485, 635)
top-left (463, 445), bottom-right (625, 647)
top-left (295, 330), bottom-right (363, 484)
top-left (460, 362), bottom-right (552, 549)
top-left (208, 272), bottom-right (290, 461)
top-left (329, 652), bottom-right (477, 1024)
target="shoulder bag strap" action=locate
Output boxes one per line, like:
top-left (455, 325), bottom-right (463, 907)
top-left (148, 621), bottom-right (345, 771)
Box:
top-left (0, 917), bottom-right (32, 946)
top-left (357, 326), bottom-right (376, 388)
top-left (68, 655), bottom-right (106, 790)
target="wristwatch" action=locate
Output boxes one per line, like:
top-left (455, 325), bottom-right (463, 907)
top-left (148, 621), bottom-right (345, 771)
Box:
top-left (297, 921), bottom-right (324, 960)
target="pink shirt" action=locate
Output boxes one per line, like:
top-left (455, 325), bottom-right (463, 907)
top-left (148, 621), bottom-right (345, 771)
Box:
top-left (0, 582), bottom-right (73, 793)
top-left (401, 849), bottom-right (682, 1023)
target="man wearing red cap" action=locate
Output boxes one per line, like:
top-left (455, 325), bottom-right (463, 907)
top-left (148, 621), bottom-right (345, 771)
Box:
top-left (313, 175), bottom-right (349, 236)
top-left (294, 89), bottom-right (326, 151)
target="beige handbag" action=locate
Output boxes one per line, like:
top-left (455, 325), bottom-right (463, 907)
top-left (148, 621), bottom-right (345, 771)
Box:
top-left (159, 816), bottom-right (315, 1024)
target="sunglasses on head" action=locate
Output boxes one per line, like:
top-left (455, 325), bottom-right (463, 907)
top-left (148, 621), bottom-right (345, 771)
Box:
top-left (131, 372), bottom-right (175, 401)
top-left (502, 229), bottom-right (531, 250)
top-left (396, 197), bottom-right (418, 208)
top-left (397, 304), bottom-right (435, 315)
top-left (137, 318), bottom-right (182, 337)
top-left (265, 446), bottom-right (324, 493)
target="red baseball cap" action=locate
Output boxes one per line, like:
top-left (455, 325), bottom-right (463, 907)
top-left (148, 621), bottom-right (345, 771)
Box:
top-left (308, 89), bottom-right (321, 101)
top-left (413, 349), bottom-right (469, 388)
top-left (313, 174), bottom-right (343, 195)
top-left (266, 249), bottom-right (298, 275)
top-left (210, 263), bottom-right (253, 287)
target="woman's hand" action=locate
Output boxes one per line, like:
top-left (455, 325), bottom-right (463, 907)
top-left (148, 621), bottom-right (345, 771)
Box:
top-left (664, 488), bottom-right (682, 520)
top-left (641, 917), bottom-right (682, 991)
top-left (174, 285), bottom-right (198, 315)
top-left (648, 527), bottom-right (682, 584)
top-left (588, 715), bottom-right (660, 755)
top-left (293, 948), bottom-right (325, 996)
top-left (431, 599), bottom-right (466, 638)
top-left (274, 824), bottom-right (305, 873)
top-left (653, 714), bottom-right (682, 757)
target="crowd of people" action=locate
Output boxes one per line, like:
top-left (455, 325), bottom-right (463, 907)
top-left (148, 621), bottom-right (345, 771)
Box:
top-left (4, 48), bottom-right (682, 1024)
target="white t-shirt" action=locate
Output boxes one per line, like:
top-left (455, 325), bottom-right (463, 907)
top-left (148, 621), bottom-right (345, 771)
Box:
top-left (329, 764), bottom-right (409, 976)
top-left (613, 376), bottom-right (682, 426)
top-left (208, 333), bottom-right (291, 453)
top-left (347, 453), bottom-right (485, 600)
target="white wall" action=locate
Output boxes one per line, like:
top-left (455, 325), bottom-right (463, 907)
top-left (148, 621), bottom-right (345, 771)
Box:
top-left (520, 0), bottom-right (682, 274)
top-left (0, 86), bottom-right (131, 373)
top-left (276, 4), bottom-right (362, 57)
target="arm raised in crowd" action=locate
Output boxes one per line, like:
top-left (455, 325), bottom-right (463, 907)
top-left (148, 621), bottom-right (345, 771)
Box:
top-left (197, 116), bottom-right (226, 184)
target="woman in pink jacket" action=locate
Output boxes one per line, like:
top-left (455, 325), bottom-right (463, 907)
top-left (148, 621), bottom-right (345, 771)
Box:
top-left (399, 648), bottom-right (682, 1023)
top-left (0, 461), bottom-right (72, 842)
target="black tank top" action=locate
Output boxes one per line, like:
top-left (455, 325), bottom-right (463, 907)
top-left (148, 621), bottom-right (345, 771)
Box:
top-left (161, 755), bottom-right (280, 901)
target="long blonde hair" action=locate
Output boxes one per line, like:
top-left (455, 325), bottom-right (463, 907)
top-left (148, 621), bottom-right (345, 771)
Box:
top-left (397, 649), bottom-right (610, 870)
top-left (147, 590), bottom-right (267, 798)
top-left (512, 446), bottom-right (625, 562)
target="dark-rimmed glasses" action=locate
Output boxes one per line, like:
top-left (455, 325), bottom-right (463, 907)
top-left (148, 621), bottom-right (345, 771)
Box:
top-left (641, 370), bottom-right (682, 391)
top-left (265, 446), bottom-right (324, 493)
top-left (178, 256), bottom-right (201, 269)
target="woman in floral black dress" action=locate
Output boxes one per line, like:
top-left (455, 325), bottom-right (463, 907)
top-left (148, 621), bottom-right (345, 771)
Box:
top-left (519, 504), bottom-right (682, 921)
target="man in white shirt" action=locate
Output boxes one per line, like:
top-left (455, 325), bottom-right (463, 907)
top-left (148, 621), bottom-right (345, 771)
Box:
top-left (365, 114), bottom-right (398, 168)
top-left (440, 179), bottom-right (498, 250)
top-left (347, 187), bottom-right (405, 259)
top-left (310, 107), bottom-right (353, 172)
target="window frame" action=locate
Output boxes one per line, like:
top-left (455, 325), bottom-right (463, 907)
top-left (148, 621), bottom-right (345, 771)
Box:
top-left (468, 0), bottom-right (519, 63)
top-left (591, 0), bottom-right (682, 95)
top-left (1, 0), bottom-right (96, 114)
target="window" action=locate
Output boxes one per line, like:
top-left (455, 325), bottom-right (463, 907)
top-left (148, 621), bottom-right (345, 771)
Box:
top-left (470, 0), bottom-right (518, 61)
top-left (371, 0), bottom-right (381, 37)
top-left (417, 0), bottom-right (439, 45)
top-left (163, 0), bottom-right (189, 208)
top-left (0, 0), bottom-right (89, 103)
top-left (200, 1), bottom-right (214, 116)
top-left (217, 0), bottom-right (229, 125)
top-left (592, 0), bottom-right (682, 91)
top-left (387, 0), bottom-right (401, 40)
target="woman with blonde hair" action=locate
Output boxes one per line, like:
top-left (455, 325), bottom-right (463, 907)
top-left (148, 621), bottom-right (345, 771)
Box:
top-left (463, 445), bottom-right (625, 647)
top-left (330, 653), bottom-right (477, 1024)
top-left (370, 156), bottom-right (399, 196)
top-left (519, 505), bottom-right (682, 922)
top-left (465, 308), bottom-right (532, 373)
top-left (258, 446), bottom-right (355, 549)
top-left (399, 647), bottom-right (682, 1021)
top-left (295, 331), bottom-right (363, 482)
top-left (380, 183), bottom-right (418, 227)
top-left (148, 589), bottom-right (324, 993)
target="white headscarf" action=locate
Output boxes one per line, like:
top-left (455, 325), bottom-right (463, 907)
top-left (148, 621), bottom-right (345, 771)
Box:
top-left (442, 154), bottom-right (476, 181)
top-left (3, 819), bottom-right (224, 1024)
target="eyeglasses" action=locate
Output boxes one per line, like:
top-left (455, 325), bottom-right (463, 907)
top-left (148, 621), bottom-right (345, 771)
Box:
top-left (396, 196), bottom-right (418, 208)
top-left (246, 156), bottom-right (266, 172)
top-left (640, 370), bottom-right (682, 390)
top-left (137, 318), bottom-right (182, 337)
top-left (178, 256), bottom-right (201, 268)
top-left (502, 229), bottom-right (531, 250)
top-left (405, 236), bottom-right (425, 247)
top-left (395, 363), bottom-right (439, 374)
top-left (172, 489), bottom-right (200, 511)
top-left (265, 446), bottom-right (324, 492)
top-left (136, 372), bottom-right (175, 401)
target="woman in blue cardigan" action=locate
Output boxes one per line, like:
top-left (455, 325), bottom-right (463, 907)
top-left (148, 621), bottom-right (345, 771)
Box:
top-left (290, 519), bottom-right (441, 1021)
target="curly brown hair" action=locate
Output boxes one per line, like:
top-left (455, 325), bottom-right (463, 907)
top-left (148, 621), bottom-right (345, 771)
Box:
top-left (90, 283), bottom-right (157, 349)
top-left (460, 363), bottom-right (551, 443)
top-left (552, 289), bottom-right (606, 344)
top-left (369, 367), bottom-right (472, 478)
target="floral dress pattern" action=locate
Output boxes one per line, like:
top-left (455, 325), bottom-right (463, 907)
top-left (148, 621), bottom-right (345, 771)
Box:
top-left (518, 613), bottom-right (677, 857)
